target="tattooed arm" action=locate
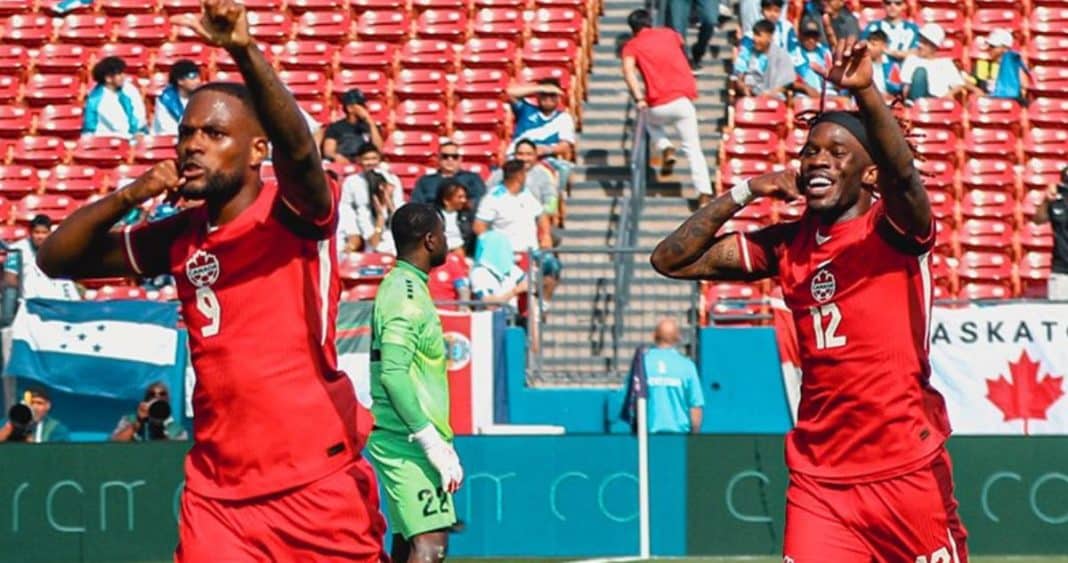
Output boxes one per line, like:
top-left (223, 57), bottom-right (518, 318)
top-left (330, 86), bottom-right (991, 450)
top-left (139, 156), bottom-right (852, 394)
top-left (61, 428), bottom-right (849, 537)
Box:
top-left (650, 170), bottom-right (800, 280)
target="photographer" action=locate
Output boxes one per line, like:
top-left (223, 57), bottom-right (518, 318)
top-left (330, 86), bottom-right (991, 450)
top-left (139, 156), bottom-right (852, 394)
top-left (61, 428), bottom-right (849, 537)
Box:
top-left (339, 144), bottom-right (406, 255)
top-left (0, 387), bottom-right (70, 443)
top-left (111, 382), bottom-right (187, 442)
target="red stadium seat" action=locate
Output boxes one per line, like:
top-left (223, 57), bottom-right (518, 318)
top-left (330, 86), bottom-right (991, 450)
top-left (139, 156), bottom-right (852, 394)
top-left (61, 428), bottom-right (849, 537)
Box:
top-left (783, 127), bottom-right (809, 159)
top-left (707, 281), bottom-right (766, 323)
top-left (0, 45), bottom-right (29, 76)
top-left (1026, 97), bottom-right (1068, 128)
top-left (962, 128), bottom-right (1018, 161)
top-left (528, 7), bottom-right (585, 42)
top-left (294, 10), bottom-right (352, 42)
top-left (959, 158), bottom-right (1018, 194)
top-left (916, 159), bottom-right (957, 193)
top-left (337, 41), bottom-right (396, 73)
top-left (522, 37), bottom-right (581, 73)
top-left (350, 0), bottom-right (408, 10)
top-left (277, 70), bottom-right (327, 101)
top-left (14, 194), bottom-right (82, 223)
top-left (732, 97), bottom-right (788, 134)
top-left (958, 251), bottom-right (1014, 285)
top-left (160, 0), bottom-right (204, 13)
top-left (96, 43), bottom-right (151, 75)
top-left (1021, 158), bottom-right (1067, 192)
top-left (71, 136), bottom-right (130, 167)
top-left (99, 0), bottom-right (157, 14)
top-left (1030, 66), bottom-right (1068, 98)
top-left (0, 76), bottom-right (16, 104)
top-left (917, 8), bottom-right (966, 39)
top-left (719, 159), bottom-right (781, 193)
top-left (113, 14), bottom-right (172, 46)
top-left (1020, 189), bottom-right (1049, 220)
top-left (958, 281), bottom-right (1012, 300)
top-left (332, 69), bottom-right (390, 103)
top-left (113, 163), bottom-right (152, 185)
top-left (958, 217), bottom-right (1014, 252)
top-left (23, 74), bottom-right (82, 107)
top-left (36, 44), bottom-right (92, 75)
top-left (460, 38), bottom-right (517, 71)
top-left (37, 104), bottom-right (86, 139)
top-left (131, 135), bottom-right (177, 163)
top-left (242, 0), bottom-right (288, 9)
top-left (11, 136), bottom-right (67, 167)
top-left (339, 251), bottom-right (395, 282)
top-left (473, 0), bottom-right (526, 7)
top-left (722, 127), bottom-right (781, 162)
top-left (0, 0), bottom-right (32, 15)
top-left (43, 176), bottom-right (100, 198)
top-left (288, 0), bottom-right (348, 12)
top-left (392, 163), bottom-right (433, 193)
top-left (0, 107), bottom-right (31, 139)
top-left (383, 130), bottom-right (439, 164)
top-left (395, 100), bottom-right (448, 134)
top-left (959, 189), bottom-right (1016, 219)
top-left (928, 189), bottom-right (956, 223)
top-left (1025, 35), bottom-right (1068, 68)
top-left (735, 197), bottom-right (776, 223)
top-left (0, 173), bottom-right (37, 199)
top-left (971, 9), bottom-right (1022, 37)
top-left (2, 15), bottom-right (54, 47)
top-left (517, 64), bottom-right (573, 96)
top-left (355, 10), bottom-right (411, 43)
top-left (451, 129), bottom-right (501, 165)
top-left (1029, 7), bottom-right (1068, 38)
top-left (0, 164), bottom-right (35, 184)
top-left (1022, 127), bottom-right (1068, 160)
top-left (154, 41), bottom-right (211, 73)
top-left (271, 40), bottom-right (335, 72)
top-left (453, 67), bottom-right (509, 99)
top-left (472, 8), bottom-right (526, 40)
top-left (214, 48), bottom-right (276, 72)
top-left (966, 97), bottom-right (1022, 130)
top-left (911, 127), bottom-right (959, 164)
top-left (1018, 252), bottom-right (1052, 297)
top-left (399, 39), bottom-right (458, 72)
top-left (0, 224), bottom-right (27, 242)
top-left (415, 9), bottom-right (469, 42)
top-left (1019, 221), bottom-right (1054, 252)
top-left (412, 0), bottom-right (469, 9)
top-left (247, 12), bottom-right (293, 44)
top-left (394, 69), bottom-right (449, 101)
top-left (44, 164), bottom-right (101, 187)
top-left (907, 97), bottom-right (964, 132)
top-left (451, 98), bottom-right (507, 133)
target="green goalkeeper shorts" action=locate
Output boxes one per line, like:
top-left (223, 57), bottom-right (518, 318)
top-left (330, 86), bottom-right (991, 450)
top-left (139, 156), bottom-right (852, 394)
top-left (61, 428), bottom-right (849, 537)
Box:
top-left (366, 430), bottom-right (457, 539)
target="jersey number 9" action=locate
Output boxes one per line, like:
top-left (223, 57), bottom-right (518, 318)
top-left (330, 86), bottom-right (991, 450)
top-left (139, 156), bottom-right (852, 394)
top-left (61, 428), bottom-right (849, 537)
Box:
top-left (196, 287), bottom-right (221, 337)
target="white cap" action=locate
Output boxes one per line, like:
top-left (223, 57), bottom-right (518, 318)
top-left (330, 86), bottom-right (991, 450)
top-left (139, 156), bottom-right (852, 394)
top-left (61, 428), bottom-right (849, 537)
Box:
top-left (919, 22), bottom-right (946, 48)
top-left (987, 29), bottom-right (1013, 48)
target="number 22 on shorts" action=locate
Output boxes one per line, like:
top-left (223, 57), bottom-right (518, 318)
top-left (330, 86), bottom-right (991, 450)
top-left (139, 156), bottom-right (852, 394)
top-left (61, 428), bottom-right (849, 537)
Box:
top-left (811, 303), bottom-right (846, 350)
top-left (196, 286), bottom-right (221, 337)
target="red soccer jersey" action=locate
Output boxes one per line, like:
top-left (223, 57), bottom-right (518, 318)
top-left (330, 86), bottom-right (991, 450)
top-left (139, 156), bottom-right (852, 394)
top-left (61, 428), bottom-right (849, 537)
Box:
top-left (621, 27), bottom-right (698, 107)
top-left (124, 180), bottom-right (370, 499)
top-left (737, 200), bottom-right (952, 482)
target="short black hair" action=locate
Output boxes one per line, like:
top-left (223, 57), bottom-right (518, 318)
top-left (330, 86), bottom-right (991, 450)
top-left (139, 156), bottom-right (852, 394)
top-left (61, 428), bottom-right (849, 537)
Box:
top-left (536, 77), bottom-right (561, 90)
top-left (435, 178), bottom-right (468, 207)
top-left (169, 59), bottom-right (200, 87)
top-left (92, 56), bottom-right (127, 85)
top-left (356, 143), bottom-right (381, 158)
top-left (761, 0), bottom-right (784, 9)
top-left (502, 159), bottom-right (525, 182)
top-left (867, 29), bottom-right (889, 43)
top-left (30, 214), bottom-right (52, 229)
top-left (514, 138), bottom-right (538, 153)
top-left (627, 9), bottom-right (653, 33)
top-left (753, 19), bottom-right (776, 35)
top-left (392, 203), bottom-right (441, 256)
top-left (25, 385), bottom-right (50, 402)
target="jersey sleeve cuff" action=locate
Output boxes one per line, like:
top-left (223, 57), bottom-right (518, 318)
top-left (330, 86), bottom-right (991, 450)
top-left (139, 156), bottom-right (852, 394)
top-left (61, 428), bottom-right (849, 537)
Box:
top-left (122, 225), bottom-right (144, 276)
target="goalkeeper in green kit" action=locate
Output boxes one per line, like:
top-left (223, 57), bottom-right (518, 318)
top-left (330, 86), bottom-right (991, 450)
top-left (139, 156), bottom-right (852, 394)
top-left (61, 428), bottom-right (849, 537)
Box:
top-left (368, 202), bottom-right (463, 563)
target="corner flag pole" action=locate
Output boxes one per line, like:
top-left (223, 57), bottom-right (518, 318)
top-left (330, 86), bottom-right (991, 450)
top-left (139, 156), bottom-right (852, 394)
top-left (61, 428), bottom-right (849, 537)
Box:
top-left (636, 393), bottom-right (650, 559)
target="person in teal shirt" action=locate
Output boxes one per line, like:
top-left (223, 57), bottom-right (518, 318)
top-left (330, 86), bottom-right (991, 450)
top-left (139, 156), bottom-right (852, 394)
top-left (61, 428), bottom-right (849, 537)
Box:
top-left (639, 318), bottom-right (705, 433)
top-left (0, 386), bottom-right (70, 443)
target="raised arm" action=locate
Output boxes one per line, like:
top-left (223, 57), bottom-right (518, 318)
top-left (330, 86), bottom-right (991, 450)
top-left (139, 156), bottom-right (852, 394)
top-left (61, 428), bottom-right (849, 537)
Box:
top-left (815, 31), bottom-right (931, 239)
top-left (37, 162), bottom-right (184, 279)
top-left (621, 55), bottom-right (647, 110)
top-left (506, 83), bottom-right (559, 101)
top-left (174, 0), bottom-right (331, 222)
top-left (650, 170), bottom-right (800, 280)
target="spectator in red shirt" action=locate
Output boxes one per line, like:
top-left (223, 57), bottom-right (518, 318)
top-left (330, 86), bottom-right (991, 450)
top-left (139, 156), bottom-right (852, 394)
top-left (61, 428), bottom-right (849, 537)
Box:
top-left (622, 9), bottom-right (713, 205)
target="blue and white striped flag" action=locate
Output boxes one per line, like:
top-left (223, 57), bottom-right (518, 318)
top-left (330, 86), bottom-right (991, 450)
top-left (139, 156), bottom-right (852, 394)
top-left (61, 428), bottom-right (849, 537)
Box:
top-left (5, 298), bottom-right (182, 401)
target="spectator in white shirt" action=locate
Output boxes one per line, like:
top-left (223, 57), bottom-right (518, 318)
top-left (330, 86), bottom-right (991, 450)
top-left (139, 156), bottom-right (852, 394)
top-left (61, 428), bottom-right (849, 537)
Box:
top-left (339, 144), bottom-right (406, 255)
top-left (151, 60), bottom-right (202, 136)
top-left (488, 139), bottom-right (559, 223)
top-left (900, 23), bottom-right (969, 101)
top-left (82, 56), bottom-right (147, 140)
top-left (3, 215), bottom-right (81, 306)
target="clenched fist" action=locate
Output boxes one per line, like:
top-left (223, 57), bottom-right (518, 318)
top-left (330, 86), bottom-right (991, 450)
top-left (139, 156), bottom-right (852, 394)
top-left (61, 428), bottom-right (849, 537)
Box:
top-left (749, 169), bottom-right (802, 203)
top-left (122, 161), bottom-right (185, 206)
top-left (171, 0), bottom-right (252, 50)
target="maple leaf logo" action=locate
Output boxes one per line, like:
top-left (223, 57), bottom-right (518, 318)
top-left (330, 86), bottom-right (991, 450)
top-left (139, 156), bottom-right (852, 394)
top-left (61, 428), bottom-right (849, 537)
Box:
top-left (986, 351), bottom-right (1065, 435)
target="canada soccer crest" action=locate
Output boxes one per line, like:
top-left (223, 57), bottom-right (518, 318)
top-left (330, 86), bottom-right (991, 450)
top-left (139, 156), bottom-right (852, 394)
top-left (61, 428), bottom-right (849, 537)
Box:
top-left (185, 250), bottom-right (220, 288)
top-left (810, 268), bottom-right (836, 303)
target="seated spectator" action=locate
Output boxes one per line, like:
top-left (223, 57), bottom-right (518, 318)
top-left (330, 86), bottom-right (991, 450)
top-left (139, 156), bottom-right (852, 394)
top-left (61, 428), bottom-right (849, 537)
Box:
top-left (1031, 167), bottom-right (1068, 300)
top-left (801, 0), bottom-right (860, 44)
top-left (621, 318), bottom-right (704, 434)
top-left (0, 387), bottom-right (69, 443)
top-left (489, 139), bottom-right (559, 225)
top-left (410, 141), bottom-right (487, 207)
top-left (733, 19), bottom-right (797, 98)
top-left (151, 60), bottom-right (202, 136)
top-left (753, 0), bottom-right (801, 60)
top-left (111, 382), bottom-right (187, 442)
top-left (900, 23), bottom-right (969, 101)
top-left (339, 144), bottom-right (406, 254)
top-left (972, 29), bottom-right (1031, 103)
top-left (860, 0), bottom-right (920, 61)
top-left (470, 230), bottom-right (528, 310)
top-left (322, 89), bottom-right (383, 164)
top-left (868, 30), bottom-right (904, 96)
top-left (83, 56), bottom-right (147, 140)
top-left (794, 19), bottom-right (835, 98)
top-left (4, 214), bottom-right (81, 304)
top-left (505, 78), bottom-right (577, 191)
top-left (474, 160), bottom-right (561, 300)
top-left (435, 179), bottom-right (476, 257)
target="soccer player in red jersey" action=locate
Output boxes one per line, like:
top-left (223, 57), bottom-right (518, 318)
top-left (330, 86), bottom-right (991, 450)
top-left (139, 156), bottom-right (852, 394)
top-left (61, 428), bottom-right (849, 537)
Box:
top-left (36, 1), bottom-right (387, 560)
top-left (652, 36), bottom-right (968, 563)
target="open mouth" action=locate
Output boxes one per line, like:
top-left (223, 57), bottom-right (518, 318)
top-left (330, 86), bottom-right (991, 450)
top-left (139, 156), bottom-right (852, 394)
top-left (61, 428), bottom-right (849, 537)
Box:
top-left (805, 175), bottom-right (834, 196)
top-left (181, 162), bottom-right (205, 179)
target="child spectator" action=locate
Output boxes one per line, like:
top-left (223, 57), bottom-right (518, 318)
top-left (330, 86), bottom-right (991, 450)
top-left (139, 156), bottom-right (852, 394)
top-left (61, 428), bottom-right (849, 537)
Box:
top-left (972, 29), bottom-right (1031, 103)
top-left (868, 30), bottom-right (904, 96)
top-left (794, 19), bottom-right (835, 98)
top-left (733, 20), bottom-right (797, 98)
top-left (900, 23), bottom-right (968, 101)
top-left (861, 0), bottom-right (920, 61)
top-left (151, 60), bottom-right (202, 136)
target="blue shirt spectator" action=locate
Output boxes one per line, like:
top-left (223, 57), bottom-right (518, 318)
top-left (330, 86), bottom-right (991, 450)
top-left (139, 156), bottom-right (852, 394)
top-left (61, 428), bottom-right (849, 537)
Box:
top-left (83, 56), bottom-right (147, 139)
top-left (151, 60), bottom-right (202, 136)
top-left (860, 0), bottom-right (920, 60)
top-left (795, 20), bottom-right (835, 97)
top-left (628, 319), bottom-right (705, 434)
top-left (505, 79), bottom-right (577, 191)
top-left (974, 29), bottom-right (1031, 102)
top-left (867, 29), bottom-right (904, 95)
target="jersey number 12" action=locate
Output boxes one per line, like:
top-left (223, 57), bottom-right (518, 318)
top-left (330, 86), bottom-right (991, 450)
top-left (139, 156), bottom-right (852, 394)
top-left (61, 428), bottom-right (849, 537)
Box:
top-left (811, 303), bottom-right (846, 350)
top-left (196, 287), bottom-right (221, 337)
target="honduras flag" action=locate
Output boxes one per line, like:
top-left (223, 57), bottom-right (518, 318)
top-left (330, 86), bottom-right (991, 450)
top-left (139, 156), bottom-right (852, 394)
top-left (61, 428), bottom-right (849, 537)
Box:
top-left (5, 298), bottom-right (183, 401)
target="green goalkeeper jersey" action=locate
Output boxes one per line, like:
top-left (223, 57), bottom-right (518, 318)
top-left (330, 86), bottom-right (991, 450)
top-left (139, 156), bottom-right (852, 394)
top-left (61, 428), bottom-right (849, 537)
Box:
top-left (370, 260), bottom-right (453, 441)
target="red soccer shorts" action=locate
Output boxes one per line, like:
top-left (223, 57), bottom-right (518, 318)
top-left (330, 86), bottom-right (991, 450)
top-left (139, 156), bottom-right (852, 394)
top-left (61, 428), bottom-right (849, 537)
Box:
top-left (783, 449), bottom-right (968, 563)
top-left (176, 457), bottom-right (388, 563)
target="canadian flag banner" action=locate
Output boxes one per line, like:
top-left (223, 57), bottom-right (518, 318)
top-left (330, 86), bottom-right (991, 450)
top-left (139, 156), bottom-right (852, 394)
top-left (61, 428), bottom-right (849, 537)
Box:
top-left (929, 303), bottom-right (1068, 435)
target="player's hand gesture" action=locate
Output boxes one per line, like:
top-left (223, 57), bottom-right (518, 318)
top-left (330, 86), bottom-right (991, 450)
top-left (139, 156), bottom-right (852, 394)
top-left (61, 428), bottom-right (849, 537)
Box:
top-left (748, 169), bottom-right (802, 203)
top-left (811, 17), bottom-right (874, 92)
top-left (171, 0), bottom-right (252, 50)
top-left (122, 161), bottom-right (185, 205)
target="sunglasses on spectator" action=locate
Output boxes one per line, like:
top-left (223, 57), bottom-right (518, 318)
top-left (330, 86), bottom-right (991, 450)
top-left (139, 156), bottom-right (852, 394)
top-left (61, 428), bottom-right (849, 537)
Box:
top-left (885, 0), bottom-right (904, 4)
top-left (440, 153), bottom-right (460, 160)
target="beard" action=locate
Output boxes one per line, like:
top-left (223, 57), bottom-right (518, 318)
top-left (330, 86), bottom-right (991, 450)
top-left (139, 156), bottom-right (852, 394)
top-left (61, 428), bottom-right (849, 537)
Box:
top-left (180, 168), bottom-right (244, 202)
top-left (430, 242), bottom-right (448, 268)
